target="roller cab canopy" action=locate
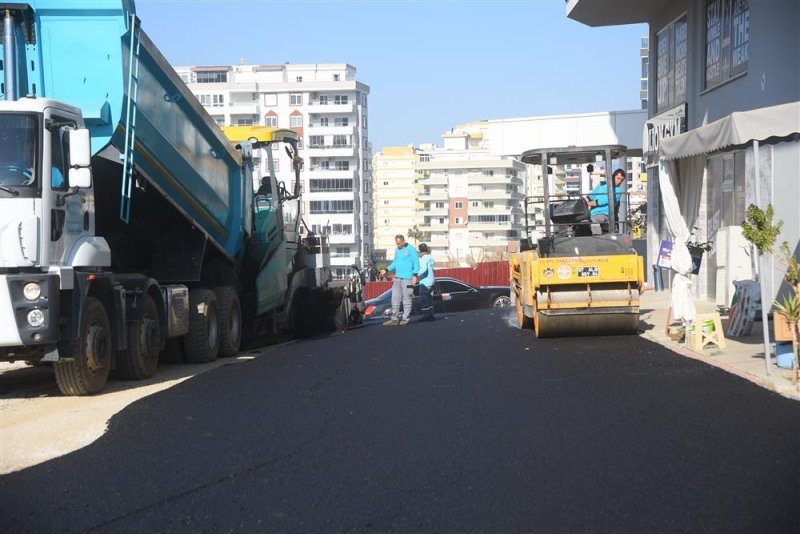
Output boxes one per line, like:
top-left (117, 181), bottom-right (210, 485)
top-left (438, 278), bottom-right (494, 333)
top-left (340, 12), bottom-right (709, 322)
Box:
top-left (520, 145), bottom-right (627, 166)
top-left (222, 126), bottom-right (299, 149)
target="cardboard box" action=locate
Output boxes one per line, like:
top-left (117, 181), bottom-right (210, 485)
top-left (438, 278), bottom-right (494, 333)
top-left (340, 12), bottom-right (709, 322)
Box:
top-left (774, 312), bottom-right (799, 342)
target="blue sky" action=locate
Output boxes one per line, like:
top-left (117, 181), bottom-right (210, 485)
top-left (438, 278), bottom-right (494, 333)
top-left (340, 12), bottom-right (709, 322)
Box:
top-left (136, 0), bottom-right (647, 150)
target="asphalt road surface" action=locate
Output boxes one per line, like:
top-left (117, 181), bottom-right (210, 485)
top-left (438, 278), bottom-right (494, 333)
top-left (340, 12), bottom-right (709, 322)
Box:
top-left (2, 309), bottom-right (799, 532)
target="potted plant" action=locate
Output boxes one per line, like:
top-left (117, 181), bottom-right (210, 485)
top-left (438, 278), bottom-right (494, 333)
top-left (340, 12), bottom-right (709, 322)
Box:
top-left (773, 293), bottom-right (800, 382)
top-left (685, 240), bottom-right (712, 275)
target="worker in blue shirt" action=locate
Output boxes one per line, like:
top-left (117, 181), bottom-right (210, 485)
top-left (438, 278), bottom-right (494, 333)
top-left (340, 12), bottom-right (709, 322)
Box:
top-left (584, 168), bottom-right (625, 232)
top-left (416, 243), bottom-right (436, 322)
top-left (380, 234), bottom-right (419, 326)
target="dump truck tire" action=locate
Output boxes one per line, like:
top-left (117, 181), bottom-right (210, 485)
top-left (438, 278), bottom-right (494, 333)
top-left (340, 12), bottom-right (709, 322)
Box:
top-left (214, 287), bottom-right (242, 358)
top-left (54, 297), bottom-right (112, 396)
top-left (184, 289), bottom-right (220, 363)
top-left (114, 294), bottom-right (161, 380)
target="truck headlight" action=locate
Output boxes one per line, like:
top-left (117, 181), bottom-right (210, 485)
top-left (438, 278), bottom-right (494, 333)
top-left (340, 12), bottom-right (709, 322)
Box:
top-left (27, 309), bottom-right (45, 328)
top-left (23, 282), bottom-right (42, 301)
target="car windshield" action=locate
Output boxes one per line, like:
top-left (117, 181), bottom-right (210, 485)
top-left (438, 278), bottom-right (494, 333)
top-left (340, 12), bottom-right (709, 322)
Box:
top-left (0, 113), bottom-right (39, 191)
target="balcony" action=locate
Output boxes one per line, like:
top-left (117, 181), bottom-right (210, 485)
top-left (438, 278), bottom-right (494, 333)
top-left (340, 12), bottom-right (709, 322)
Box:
top-left (416, 175), bottom-right (448, 186)
top-left (305, 145), bottom-right (356, 158)
top-left (418, 206), bottom-right (448, 216)
top-left (304, 169), bottom-right (355, 179)
top-left (417, 189), bottom-right (448, 201)
top-left (468, 236), bottom-right (511, 247)
top-left (226, 101), bottom-right (260, 115)
top-left (306, 124), bottom-right (355, 136)
top-left (468, 189), bottom-right (521, 200)
top-left (467, 221), bottom-right (513, 231)
top-left (307, 101), bottom-right (354, 113)
top-left (468, 174), bottom-right (523, 185)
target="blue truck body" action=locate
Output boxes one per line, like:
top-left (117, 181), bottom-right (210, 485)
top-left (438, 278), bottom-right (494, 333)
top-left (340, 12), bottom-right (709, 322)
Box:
top-left (1, 0), bottom-right (248, 264)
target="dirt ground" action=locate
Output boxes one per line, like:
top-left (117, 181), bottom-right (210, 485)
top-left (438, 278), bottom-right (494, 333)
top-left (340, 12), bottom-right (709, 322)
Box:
top-left (0, 347), bottom-right (276, 474)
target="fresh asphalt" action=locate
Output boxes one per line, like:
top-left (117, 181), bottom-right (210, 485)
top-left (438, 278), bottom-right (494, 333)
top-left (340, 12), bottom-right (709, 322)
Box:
top-left (2, 309), bottom-right (799, 533)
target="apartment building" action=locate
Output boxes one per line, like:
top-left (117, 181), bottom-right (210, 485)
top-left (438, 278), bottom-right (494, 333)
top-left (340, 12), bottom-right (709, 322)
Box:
top-left (415, 127), bottom-right (526, 263)
top-left (174, 62), bottom-right (371, 279)
top-left (371, 146), bottom-right (426, 261)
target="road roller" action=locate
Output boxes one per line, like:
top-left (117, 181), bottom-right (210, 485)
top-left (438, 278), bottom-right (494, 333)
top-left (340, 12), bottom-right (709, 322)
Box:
top-left (510, 145), bottom-right (645, 337)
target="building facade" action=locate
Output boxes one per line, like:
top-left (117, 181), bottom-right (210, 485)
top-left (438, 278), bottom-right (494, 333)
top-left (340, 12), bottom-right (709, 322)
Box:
top-left (174, 62), bottom-right (371, 279)
top-left (568, 0), bottom-right (800, 305)
top-left (371, 146), bottom-right (426, 262)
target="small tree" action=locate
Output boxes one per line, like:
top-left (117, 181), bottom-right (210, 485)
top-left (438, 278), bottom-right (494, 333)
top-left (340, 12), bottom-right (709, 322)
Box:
top-left (742, 203), bottom-right (783, 255)
top-left (407, 224), bottom-right (424, 245)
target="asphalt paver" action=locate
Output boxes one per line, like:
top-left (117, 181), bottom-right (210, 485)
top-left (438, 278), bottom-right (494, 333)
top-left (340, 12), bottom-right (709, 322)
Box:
top-left (1, 309), bottom-right (798, 532)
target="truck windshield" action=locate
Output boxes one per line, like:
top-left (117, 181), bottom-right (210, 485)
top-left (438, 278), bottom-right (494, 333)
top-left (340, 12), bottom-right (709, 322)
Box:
top-left (0, 114), bottom-right (39, 195)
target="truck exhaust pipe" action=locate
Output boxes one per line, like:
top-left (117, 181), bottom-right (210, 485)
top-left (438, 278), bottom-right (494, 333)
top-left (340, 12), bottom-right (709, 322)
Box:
top-left (3, 9), bottom-right (16, 101)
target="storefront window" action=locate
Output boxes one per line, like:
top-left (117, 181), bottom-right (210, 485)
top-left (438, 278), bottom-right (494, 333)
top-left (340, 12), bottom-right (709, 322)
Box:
top-left (705, 0), bottom-right (750, 90)
top-left (656, 15), bottom-right (688, 113)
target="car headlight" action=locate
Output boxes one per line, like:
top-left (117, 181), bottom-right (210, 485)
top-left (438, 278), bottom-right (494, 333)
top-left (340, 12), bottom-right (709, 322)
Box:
top-left (27, 308), bottom-right (45, 328)
top-left (23, 282), bottom-right (41, 301)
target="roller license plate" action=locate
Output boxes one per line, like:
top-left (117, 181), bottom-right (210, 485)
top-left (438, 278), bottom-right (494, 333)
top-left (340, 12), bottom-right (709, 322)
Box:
top-left (577, 266), bottom-right (599, 278)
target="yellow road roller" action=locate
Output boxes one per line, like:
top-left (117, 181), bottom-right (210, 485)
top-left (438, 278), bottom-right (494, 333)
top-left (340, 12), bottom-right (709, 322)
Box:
top-left (510, 145), bottom-right (645, 337)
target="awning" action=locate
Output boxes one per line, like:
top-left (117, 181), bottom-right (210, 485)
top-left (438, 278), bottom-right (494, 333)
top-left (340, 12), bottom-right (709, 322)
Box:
top-left (659, 101), bottom-right (800, 161)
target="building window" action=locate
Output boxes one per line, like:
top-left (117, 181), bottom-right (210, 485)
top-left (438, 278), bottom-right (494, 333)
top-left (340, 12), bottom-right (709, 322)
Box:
top-left (309, 179), bottom-right (353, 192)
top-left (468, 214), bottom-right (510, 223)
top-left (419, 154), bottom-right (430, 162)
top-left (320, 161), bottom-right (330, 170)
top-left (236, 118), bottom-right (255, 126)
top-left (438, 218), bottom-right (445, 224)
top-left (198, 94), bottom-right (224, 107)
top-left (318, 95), bottom-right (328, 105)
top-left (455, 217), bottom-right (462, 224)
top-left (335, 161), bottom-right (349, 171)
top-left (362, 115), bottom-right (367, 128)
top-left (290, 115), bottom-right (303, 128)
top-left (704, 0), bottom-right (749, 90)
top-left (383, 200), bottom-right (389, 205)
top-left (333, 74), bottom-right (340, 81)
top-left (179, 73), bottom-right (190, 83)
top-left (435, 202), bottom-right (445, 209)
top-left (334, 117), bottom-right (349, 127)
top-left (334, 95), bottom-right (349, 105)
top-left (296, 76), bottom-right (303, 83)
top-left (331, 224), bottom-right (353, 235)
top-left (361, 93), bottom-right (368, 107)
top-left (310, 200), bottom-right (354, 214)
top-left (455, 201), bottom-right (463, 209)
top-left (264, 114), bottom-right (278, 127)
top-left (655, 14), bottom-right (688, 112)
top-left (196, 71), bottom-right (227, 83)
top-left (309, 135), bottom-right (324, 147)
top-left (482, 170), bottom-right (494, 176)
top-left (363, 223), bottom-right (370, 236)
top-left (212, 116), bottom-right (225, 126)
top-left (471, 201), bottom-right (479, 208)
top-left (484, 201), bottom-right (494, 208)
top-left (319, 117), bottom-right (329, 127)
top-left (333, 135), bottom-right (347, 147)
top-left (290, 93), bottom-right (302, 106)
top-left (363, 180), bottom-right (369, 193)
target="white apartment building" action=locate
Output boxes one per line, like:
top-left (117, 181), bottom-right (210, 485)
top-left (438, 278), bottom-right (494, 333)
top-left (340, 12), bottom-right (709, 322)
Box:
top-left (416, 128), bottom-right (526, 263)
top-left (371, 146), bottom-right (426, 261)
top-left (174, 62), bottom-right (371, 279)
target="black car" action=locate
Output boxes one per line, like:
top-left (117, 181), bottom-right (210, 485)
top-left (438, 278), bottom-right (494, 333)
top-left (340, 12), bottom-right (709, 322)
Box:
top-left (363, 277), bottom-right (511, 321)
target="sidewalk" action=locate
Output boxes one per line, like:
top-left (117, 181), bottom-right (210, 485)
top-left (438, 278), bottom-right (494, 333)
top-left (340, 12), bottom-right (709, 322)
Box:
top-left (639, 290), bottom-right (800, 401)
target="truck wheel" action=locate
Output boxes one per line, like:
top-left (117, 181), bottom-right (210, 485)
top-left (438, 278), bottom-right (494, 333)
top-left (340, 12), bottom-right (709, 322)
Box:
top-left (214, 287), bottom-right (242, 358)
top-left (114, 294), bottom-right (161, 380)
top-left (184, 289), bottom-right (220, 363)
top-left (54, 297), bottom-right (112, 396)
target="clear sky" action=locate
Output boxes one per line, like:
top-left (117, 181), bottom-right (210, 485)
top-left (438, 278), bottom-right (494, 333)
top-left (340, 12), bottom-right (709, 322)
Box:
top-left (135, 0), bottom-right (647, 151)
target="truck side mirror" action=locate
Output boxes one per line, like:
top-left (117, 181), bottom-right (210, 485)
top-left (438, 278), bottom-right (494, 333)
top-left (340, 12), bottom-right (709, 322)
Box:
top-left (68, 129), bottom-right (92, 188)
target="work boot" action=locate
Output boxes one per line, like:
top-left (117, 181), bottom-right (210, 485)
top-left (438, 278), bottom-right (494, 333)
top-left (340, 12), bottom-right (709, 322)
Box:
top-left (398, 319), bottom-right (410, 326)
top-left (383, 319), bottom-right (399, 326)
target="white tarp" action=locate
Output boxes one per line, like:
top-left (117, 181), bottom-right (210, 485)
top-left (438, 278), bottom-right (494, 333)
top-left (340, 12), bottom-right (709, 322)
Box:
top-left (658, 156), bottom-right (705, 323)
top-left (659, 101), bottom-right (800, 161)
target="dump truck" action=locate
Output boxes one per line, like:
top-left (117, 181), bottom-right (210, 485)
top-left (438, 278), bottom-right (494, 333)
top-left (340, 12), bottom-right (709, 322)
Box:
top-left (0, 0), bottom-right (362, 395)
top-left (510, 145), bottom-right (645, 337)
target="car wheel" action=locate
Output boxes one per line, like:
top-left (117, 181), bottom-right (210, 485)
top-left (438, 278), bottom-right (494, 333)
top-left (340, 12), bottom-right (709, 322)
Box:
top-left (492, 295), bottom-right (511, 308)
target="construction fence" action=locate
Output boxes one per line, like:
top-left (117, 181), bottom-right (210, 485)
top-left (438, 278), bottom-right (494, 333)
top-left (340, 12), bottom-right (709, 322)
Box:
top-left (363, 261), bottom-right (510, 300)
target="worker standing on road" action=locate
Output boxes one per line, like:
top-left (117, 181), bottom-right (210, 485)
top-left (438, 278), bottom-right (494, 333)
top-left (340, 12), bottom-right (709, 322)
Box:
top-left (416, 243), bottom-right (436, 322)
top-left (584, 168), bottom-right (625, 232)
top-left (380, 235), bottom-right (419, 326)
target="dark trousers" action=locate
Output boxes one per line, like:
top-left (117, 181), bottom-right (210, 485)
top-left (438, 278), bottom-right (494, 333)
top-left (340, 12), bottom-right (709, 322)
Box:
top-left (419, 285), bottom-right (434, 319)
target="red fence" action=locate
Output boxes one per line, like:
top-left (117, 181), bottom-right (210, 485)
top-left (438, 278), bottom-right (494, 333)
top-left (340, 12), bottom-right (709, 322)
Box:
top-left (363, 261), bottom-right (510, 300)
